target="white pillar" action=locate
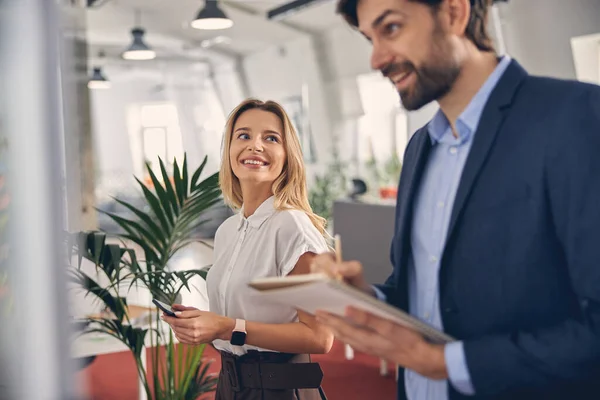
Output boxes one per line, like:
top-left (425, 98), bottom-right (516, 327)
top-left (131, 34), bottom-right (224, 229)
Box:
top-left (0, 0), bottom-right (79, 398)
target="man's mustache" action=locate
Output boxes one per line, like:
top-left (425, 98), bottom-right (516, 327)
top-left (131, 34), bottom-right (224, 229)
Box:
top-left (381, 61), bottom-right (415, 79)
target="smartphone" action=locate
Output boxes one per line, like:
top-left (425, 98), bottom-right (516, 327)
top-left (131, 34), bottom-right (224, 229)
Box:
top-left (152, 298), bottom-right (177, 317)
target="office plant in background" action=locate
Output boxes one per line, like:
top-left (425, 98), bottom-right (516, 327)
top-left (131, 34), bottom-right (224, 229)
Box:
top-left (69, 154), bottom-right (220, 399)
top-left (308, 145), bottom-right (347, 226)
top-left (364, 141), bottom-right (402, 200)
top-left (380, 152), bottom-right (402, 199)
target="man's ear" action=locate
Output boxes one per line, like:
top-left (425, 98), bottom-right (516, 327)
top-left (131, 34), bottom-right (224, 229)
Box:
top-left (446, 0), bottom-right (471, 37)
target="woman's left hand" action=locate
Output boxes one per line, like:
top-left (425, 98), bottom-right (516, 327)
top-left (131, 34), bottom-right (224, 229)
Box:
top-left (161, 304), bottom-right (235, 345)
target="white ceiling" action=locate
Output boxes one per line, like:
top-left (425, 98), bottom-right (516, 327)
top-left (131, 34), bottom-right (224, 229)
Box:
top-left (247, 0), bottom-right (340, 31)
top-left (83, 0), bottom-right (344, 64)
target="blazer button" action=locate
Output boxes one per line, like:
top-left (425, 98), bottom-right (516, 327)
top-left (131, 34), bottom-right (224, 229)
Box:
top-left (581, 299), bottom-right (589, 307)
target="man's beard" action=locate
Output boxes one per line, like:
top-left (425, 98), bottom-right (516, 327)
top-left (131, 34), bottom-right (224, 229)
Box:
top-left (382, 42), bottom-right (461, 111)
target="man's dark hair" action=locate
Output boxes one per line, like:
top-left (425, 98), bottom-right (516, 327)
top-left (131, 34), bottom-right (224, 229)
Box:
top-left (337, 0), bottom-right (495, 52)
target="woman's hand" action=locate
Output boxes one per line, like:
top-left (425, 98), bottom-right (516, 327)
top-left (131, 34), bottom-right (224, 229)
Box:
top-left (161, 304), bottom-right (235, 345)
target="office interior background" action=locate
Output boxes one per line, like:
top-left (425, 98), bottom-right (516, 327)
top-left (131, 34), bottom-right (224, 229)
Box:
top-left (0, 0), bottom-right (599, 399)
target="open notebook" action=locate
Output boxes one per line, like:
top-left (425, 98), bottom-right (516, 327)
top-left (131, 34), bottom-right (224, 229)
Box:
top-left (248, 273), bottom-right (455, 344)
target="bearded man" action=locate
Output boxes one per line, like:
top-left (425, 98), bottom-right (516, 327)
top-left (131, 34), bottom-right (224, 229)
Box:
top-left (312, 1), bottom-right (600, 399)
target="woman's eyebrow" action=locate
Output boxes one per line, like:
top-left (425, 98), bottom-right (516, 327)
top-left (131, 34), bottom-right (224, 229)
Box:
top-left (264, 130), bottom-right (282, 136)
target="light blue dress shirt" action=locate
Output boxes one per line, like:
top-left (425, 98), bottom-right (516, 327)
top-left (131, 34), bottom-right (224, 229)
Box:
top-left (375, 55), bottom-right (512, 399)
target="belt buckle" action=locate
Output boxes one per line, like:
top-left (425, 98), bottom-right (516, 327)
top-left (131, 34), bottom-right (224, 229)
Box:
top-left (223, 356), bottom-right (241, 392)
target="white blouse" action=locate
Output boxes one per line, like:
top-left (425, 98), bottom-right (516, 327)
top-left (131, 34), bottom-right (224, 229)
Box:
top-left (206, 196), bottom-right (329, 355)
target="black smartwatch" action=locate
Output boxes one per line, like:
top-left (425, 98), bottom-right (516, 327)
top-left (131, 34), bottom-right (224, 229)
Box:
top-left (230, 319), bottom-right (247, 346)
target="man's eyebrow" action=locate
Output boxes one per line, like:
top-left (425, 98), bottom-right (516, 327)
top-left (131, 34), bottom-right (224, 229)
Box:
top-left (373, 9), bottom-right (396, 29)
top-left (359, 9), bottom-right (405, 39)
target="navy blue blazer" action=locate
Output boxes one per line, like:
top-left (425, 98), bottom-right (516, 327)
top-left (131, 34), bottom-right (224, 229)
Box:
top-left (381, 60), bottom-right (600, 400)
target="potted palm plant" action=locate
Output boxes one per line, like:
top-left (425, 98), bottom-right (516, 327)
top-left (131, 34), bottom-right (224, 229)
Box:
top-left (69, 154), bottom-right (221, 399)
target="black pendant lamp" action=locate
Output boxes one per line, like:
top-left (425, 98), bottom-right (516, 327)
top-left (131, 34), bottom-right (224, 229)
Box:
top-left (88, 67), bottom-right (111, 89)
top-left (122, 10), bottom-right (156, 60)
top-left (191, 0), bottom-right (233, 30)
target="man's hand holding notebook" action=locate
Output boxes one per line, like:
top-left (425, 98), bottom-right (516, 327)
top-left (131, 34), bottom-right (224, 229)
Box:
top-left (248, 236), bottom-right (454, 345)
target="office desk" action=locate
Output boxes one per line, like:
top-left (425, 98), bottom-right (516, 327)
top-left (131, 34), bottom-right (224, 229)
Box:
top-left (333, 199), bottom-right (396, 284)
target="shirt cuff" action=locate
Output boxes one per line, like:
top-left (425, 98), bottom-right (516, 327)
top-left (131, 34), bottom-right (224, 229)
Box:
top-left (445, 341), bottom-right (475, 396)
top-left (372, 286), bottom-right (386, 302)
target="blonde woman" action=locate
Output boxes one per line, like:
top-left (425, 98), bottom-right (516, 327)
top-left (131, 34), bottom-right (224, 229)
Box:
top-left (162, 99), bottom-right (333, 400)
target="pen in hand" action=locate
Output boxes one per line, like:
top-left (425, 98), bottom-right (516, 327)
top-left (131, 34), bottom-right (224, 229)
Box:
top-left (334, 234), bottom-right (343, 281)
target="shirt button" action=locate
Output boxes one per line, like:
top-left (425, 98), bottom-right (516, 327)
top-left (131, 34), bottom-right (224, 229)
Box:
top-left (437, 201), bottom-right (445, 208)
top-left (429, 255), bottom-right (438, 262)
top-left (449, 146), bottom-right (458, 155)
top-left (424, 312), bottom-right (430, 319)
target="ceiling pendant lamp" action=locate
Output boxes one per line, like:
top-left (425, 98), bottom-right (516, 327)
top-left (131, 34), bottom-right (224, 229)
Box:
top-left (191, 0), bottom-right (233, 30)
top-left (122, 10), bottom-right (156, 60)
top-left (88, 51), bottom-right (110, 89)
top-left (87, 67), bottom-right (111, 89)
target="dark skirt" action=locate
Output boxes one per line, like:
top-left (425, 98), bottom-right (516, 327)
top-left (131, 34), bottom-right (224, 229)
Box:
top-left (215, 350), bottom-right (327, 400)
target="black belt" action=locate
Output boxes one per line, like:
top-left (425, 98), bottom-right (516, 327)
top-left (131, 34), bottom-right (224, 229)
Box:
top-left (220, 350), bottom-right (324, 392)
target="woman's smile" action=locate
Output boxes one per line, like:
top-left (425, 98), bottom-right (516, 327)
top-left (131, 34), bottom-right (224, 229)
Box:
top-left (239, 156), bottom-right (270, 169)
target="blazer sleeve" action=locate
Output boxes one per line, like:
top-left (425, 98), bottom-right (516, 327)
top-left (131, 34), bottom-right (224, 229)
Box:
top-left (463, 86), bottom-right (600, 396)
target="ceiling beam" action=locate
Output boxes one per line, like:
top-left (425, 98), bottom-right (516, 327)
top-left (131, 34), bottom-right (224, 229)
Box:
top-left (266, 0), bottom-right (329, 21)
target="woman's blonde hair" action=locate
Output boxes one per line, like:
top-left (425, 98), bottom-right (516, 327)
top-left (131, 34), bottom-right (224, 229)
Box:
top-left (219, 98), bottom-right (327, 236)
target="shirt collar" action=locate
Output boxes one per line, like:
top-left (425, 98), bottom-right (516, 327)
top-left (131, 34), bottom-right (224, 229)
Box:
top-left (237, 196), bottom-right (276, 230)
top-left (427, 55), bottom-right (512, 145)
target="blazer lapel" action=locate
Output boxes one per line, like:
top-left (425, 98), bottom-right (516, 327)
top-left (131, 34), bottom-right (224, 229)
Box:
top-left (446, 60), bottom-right (528, 242)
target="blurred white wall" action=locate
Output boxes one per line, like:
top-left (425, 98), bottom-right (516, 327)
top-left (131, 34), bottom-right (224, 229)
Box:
top-left (571, 33), bottom-right (600, 85)
top-left (498, 0), bottom-right (600, 80)
top-left (90, 61), bottom-right (229, 199)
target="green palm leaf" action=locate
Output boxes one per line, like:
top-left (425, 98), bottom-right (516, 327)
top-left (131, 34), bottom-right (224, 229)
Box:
top-left (190, 156), bottom-right (208, 190)
top-left (110, 197), bottom-right (165, 246)
top-left (173, 157), bottom-right (185, 207)
top-left (102, 211), bottom-right (162, 252)
top-left (68, 269), bottom-right (127, 322)
top-left (119, 234), bottom-right (160, 265)
top-left (183, 347), bottom-right (218, 399)
top-left (159, 157), bottom-right (180, 212)
top-left (145, 161), bottom-right (175, 225)
top-left (181, 157), bottom-right (189, 202)
top-left (135, 176), bottom-right (171, 233)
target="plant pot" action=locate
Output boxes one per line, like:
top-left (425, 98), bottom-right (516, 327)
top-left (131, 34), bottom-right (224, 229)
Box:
top-left (379, 186), bottom-right (397, 199)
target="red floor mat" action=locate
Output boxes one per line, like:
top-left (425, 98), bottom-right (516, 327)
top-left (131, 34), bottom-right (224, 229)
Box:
top-left (77, 340), bottom-right (397, 399)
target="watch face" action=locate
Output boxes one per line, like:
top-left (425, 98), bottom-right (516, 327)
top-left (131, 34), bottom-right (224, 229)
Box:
top-left (230, 331), bottom-right (247, 346)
